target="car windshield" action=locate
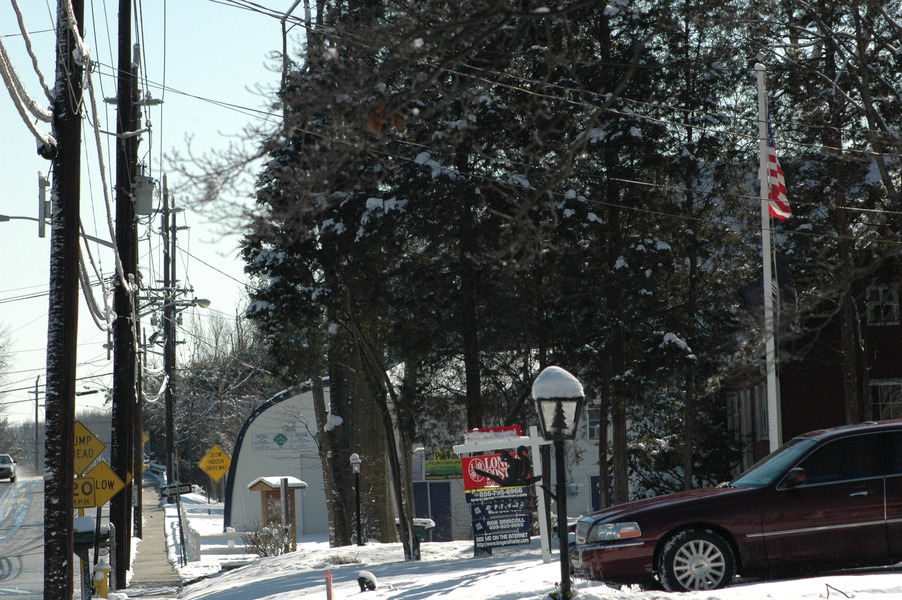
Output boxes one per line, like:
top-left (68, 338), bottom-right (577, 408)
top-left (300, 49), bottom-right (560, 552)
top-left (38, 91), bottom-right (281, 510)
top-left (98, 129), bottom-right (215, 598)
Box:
top-left (0, 455), bottom-right (11, 464)
top-left (729, 437), bottom-right (817, 488)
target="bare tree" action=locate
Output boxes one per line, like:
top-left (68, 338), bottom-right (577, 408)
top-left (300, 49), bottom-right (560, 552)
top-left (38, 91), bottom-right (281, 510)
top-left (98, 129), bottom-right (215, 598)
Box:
top-left (0, 324), bottom-right (13, 424)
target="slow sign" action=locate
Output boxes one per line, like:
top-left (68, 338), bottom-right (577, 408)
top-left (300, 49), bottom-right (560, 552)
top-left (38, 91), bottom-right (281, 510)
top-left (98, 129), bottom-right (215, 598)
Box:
top-left (84, 461), bottom-right (125, 507)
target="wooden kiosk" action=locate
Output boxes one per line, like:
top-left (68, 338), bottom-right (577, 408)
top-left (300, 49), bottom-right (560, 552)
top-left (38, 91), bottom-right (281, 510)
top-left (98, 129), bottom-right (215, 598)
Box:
top-left (247, 476), bottom-right (308, 551)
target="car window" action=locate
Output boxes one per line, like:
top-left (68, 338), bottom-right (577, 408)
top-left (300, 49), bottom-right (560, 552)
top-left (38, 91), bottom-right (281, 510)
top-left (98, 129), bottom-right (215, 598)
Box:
top-left (0, 455), bottom-right (11, 464)
top-left (797, 434), bottom-right (884, 484)
top-left (731, 437), bottom-right (817, 487)
top-left (888, 432), bottom-right (902, 476)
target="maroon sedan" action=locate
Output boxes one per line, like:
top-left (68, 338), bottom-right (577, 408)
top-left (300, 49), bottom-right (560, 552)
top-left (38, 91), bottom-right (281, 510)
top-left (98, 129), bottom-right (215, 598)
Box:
top-left (571, 420), bottom-right (902, 591)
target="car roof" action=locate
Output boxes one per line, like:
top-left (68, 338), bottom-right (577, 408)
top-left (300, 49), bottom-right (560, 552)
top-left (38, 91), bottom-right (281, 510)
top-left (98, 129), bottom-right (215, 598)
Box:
top-left (797, 419), bottom-right (902, 442)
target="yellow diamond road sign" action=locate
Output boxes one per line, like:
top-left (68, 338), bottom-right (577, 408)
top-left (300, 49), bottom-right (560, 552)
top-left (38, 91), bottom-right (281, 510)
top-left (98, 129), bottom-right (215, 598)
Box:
top-left (74, 421), bottom-right (105, 475)
top-left (73, 477), bottom-right (96, 509)
top-left (85, 461), bottom-right (126, 507)
top-left (199, 444), bottom-right (231, 482)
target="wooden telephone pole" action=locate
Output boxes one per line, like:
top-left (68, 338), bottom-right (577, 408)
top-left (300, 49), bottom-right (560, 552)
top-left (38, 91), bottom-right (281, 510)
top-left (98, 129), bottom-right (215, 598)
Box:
top-left (43, 1), bottom-right (84, 598)
top-left (111, 0), bottom-right (140, 588)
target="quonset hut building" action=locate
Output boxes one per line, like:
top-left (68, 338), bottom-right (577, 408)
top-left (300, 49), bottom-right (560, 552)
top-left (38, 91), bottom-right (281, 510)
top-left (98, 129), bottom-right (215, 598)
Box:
top-left (223, 384), bottom-right (330, 535)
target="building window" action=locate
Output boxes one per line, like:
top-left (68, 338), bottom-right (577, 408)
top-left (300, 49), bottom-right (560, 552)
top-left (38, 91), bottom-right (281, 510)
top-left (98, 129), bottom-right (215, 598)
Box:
top-left (866, 284), bottom-right (900, 326)
top-left (754, 385), bottom-right (768, 442)
top-left (727, 394), bottom-right (739, 435)
top-left (587, 405), bottom-right (601, 441)
top-left (735, 388), bottom-right (753, 470)
top-left (871, 379), bottom-right (902, 420)
top-left (731, 384), bottom-right (769, 472)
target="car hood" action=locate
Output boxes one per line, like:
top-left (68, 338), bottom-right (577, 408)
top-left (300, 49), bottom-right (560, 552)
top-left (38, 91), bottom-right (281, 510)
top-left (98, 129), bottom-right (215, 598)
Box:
top-left (584, 486), bottom-right (746, 522)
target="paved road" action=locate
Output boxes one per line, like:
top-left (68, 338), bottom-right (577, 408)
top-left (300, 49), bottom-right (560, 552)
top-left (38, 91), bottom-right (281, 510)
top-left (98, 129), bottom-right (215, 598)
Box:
top-left (0, 476), bottom-right (43, 598)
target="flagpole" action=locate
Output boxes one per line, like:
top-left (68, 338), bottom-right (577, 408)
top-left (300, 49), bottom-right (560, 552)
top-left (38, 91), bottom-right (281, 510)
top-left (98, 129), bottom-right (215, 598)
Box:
top-left (756, 62), bottom-right (782, 452)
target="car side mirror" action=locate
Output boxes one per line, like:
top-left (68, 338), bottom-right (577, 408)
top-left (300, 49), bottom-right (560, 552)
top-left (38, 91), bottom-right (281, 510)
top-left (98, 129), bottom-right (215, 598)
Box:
top-left (779, 467), bottom-right (807, 489)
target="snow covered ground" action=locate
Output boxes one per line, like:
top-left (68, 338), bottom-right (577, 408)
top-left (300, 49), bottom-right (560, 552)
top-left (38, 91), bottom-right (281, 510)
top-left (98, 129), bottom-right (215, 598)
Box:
top-left (114, 491), bottom-right (902, 600)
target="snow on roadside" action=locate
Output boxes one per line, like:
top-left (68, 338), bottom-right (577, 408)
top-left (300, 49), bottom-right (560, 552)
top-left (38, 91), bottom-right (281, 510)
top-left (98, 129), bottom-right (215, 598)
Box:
top-left (158, 493), bottom-right (902, 600)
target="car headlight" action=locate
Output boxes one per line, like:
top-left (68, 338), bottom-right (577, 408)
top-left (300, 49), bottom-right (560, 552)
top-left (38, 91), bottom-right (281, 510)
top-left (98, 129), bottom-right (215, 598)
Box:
top-left (586, 522), bottom-right (642, 543)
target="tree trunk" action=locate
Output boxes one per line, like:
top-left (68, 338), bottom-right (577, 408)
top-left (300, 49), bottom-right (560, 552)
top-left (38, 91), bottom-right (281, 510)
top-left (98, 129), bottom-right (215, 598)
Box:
top-left (596, 384), bottom-right (611, 508)
top-left (355, 369), bottom-right (396, 544)
top-left (604, 156), bottom-right (629, 505)
top-left (321, 338), bottom-right (395, 546)
top-left (821, 25), bottom-right (861, 424)
top-left (457, 143), bottom-right (482, 430)
top-left (682, 171), bottom-right (699, 491)
top-left (348, 318), bottom-right (421, 560)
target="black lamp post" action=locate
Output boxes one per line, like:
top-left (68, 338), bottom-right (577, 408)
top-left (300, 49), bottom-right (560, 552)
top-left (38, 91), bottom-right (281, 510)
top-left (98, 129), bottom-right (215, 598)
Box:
top-left (350, 453), bottom-right (364, 546)
top-left (533, 366), bottom-right (585, 600)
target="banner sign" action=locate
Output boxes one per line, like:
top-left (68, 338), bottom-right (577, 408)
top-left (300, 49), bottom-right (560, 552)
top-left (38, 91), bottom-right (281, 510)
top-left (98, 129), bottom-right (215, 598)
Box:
top-left (424, 450), bottom-right (463, 480)
top-left (251, 431), bottom-right (316, 452)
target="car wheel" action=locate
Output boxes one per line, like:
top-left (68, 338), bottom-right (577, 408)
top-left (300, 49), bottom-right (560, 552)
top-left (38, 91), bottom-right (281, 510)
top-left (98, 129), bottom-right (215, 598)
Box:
top-left (9, 476), bottom-right (15, 483)
top-left (657, 529), bottom-right (735, 592)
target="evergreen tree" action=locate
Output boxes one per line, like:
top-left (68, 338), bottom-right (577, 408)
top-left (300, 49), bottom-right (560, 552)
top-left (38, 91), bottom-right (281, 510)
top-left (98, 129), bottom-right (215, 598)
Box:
top-left (754, 0), bottom-right (902, 423)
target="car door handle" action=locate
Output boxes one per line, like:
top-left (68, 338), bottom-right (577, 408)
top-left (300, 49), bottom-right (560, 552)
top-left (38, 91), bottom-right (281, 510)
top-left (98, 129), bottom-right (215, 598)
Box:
top-left (849, 490), bottom-right (870, 497)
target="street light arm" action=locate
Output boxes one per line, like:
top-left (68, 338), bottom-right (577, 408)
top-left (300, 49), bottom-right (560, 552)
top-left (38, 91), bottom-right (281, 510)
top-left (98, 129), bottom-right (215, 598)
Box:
top-left (137, 297), bottom-right (211, 318)
top-left (1, 214), bottom-right (114, 248)
top-left (0, 214), bottom-right (38, 222)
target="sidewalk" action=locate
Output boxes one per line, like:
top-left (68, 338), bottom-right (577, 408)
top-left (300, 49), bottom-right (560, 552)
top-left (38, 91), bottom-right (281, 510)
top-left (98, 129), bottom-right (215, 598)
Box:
top-left (124, 475), bottom-right (181, 598)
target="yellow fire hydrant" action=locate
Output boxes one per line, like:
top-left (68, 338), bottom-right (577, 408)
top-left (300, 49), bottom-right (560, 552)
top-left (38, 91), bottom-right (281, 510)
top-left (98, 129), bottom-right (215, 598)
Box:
top-left (92, 558), bottom-right (111, 599)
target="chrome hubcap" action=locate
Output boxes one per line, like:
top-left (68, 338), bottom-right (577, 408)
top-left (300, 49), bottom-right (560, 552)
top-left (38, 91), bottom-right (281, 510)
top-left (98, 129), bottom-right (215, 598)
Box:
top-left (672, 539), bottom-right (726, 590)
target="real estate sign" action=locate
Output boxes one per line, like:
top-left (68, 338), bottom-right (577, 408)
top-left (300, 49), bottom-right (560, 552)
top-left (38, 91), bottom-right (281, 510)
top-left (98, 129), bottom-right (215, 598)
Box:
top-left (466, 485), bottom-right (533, 549)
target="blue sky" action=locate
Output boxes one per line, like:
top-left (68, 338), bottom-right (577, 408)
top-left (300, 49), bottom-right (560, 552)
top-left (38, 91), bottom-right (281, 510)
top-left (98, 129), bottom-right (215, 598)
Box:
top-left (0, 1), bottom-right (299, 422)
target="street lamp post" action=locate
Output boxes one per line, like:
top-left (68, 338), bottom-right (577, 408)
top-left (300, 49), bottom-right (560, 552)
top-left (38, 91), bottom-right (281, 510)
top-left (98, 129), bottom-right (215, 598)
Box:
top-left (533, 366), bottom-right (585, 600)
top-left (350, 453), bottom-right (364, 546)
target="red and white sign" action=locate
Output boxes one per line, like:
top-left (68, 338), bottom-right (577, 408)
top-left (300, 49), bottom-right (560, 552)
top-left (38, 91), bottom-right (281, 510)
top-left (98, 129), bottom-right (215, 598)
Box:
top-left (462, 454), bottom-right (509, 491)
top-left (463, 426), bottom-right (522, 445)
top-left (465, 425), bottom-right (522, 436)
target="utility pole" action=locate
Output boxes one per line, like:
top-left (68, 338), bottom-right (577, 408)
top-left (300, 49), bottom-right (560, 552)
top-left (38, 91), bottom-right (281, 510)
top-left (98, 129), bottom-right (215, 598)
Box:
top-left (33, 376), bottom-right (40, 474)
top-left (111, 0), bottom-right (139, 587)
top-left (43, 1), bottom-right (84, 598)
top-left (134, 321), bottom-right (144, 539)
top-left (162, 179), bottom-right (177, 484)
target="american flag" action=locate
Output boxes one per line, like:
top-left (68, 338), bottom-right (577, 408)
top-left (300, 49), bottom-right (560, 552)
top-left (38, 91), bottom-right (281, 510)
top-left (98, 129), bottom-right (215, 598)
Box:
top-left (766, 123), bottom-right (791, 220)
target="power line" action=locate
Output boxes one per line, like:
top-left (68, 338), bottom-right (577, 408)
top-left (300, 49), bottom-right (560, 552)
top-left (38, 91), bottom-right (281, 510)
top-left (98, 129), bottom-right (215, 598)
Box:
top-left (0, 371), bottom-right (113, 401)
top-left (7, 1), bottom-right (899, 163)
top-left (200, 0), bottom-right (902, 157)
